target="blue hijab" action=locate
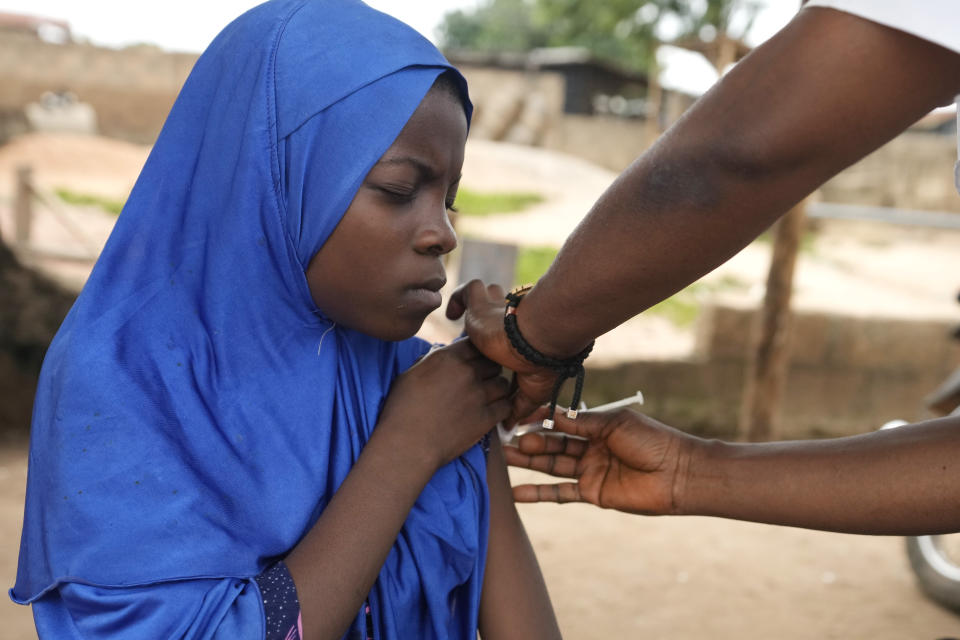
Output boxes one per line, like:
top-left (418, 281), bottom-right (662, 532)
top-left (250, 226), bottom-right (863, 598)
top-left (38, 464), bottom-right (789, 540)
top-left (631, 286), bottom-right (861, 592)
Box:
top-left (13, 1), bottom-right (487, 637)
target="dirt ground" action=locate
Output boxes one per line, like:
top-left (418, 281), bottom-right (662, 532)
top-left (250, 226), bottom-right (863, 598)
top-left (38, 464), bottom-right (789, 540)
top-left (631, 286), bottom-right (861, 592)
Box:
top-left (1, 445), bottom-right (958, 639)
top-left (3, 133), bottom-right (960, 637)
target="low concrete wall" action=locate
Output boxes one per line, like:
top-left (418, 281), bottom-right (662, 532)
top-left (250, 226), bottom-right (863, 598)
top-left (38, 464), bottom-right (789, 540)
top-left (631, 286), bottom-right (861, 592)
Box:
top-left (819, 132), bottom-right (960, 213)
top-left (582, 305), bottom-right (959, 440)
top-left (0, 33), bottom-right (191, 143)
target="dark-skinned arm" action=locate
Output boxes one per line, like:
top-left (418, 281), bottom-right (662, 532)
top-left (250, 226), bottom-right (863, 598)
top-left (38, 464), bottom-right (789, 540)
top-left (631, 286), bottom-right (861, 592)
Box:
top-left (478, 436), bottom-right (562, 639)
top-left (504, 407), bottom-right (960, 535)
top-left (285, 340), bottom-right (510, 640)
top-left (450, 7), bottom-right (960, 420)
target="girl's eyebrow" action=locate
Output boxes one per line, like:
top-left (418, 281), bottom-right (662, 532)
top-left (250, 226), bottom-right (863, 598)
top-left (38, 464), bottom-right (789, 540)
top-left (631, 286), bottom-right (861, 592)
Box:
top-left (375, 156), bottom-right (463, 185)
top-left (376, 156), bottom-right (436, 178)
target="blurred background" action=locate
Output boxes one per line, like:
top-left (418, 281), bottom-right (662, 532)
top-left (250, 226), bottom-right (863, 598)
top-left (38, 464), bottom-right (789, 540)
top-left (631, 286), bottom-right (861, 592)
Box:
top-left (1, 1), bottom-right (959, 637)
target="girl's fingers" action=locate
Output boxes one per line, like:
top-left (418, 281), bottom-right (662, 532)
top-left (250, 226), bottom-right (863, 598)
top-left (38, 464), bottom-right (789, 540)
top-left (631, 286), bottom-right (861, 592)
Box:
top-left (512, 482), bottom-right (583, 504)
top-left (483, 376), bottom-right (511, 403)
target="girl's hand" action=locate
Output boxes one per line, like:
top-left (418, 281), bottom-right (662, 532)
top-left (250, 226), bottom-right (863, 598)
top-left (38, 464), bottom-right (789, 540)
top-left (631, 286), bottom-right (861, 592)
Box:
top-left (445, 280), bottom-right (558, 426)
top-left (378, 338), bottom-right (511, 470)
top-left (504, 406), bottom-right (699, 516)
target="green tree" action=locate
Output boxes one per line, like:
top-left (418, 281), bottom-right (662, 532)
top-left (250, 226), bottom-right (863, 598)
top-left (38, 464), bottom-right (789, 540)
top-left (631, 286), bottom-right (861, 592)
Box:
top-left (438, 0), bottom-right (764, 72)
top-left (531, 0), bottom-right (661, 71)
top-left (437, 0), bottom-right (548, 53)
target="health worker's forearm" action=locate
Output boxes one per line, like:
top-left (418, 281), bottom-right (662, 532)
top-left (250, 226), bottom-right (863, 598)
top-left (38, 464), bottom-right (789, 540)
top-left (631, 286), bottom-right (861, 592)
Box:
top-left (516, 7), bottom-right (960, 358)
top-left (680, 416), bottom-right (960, 535)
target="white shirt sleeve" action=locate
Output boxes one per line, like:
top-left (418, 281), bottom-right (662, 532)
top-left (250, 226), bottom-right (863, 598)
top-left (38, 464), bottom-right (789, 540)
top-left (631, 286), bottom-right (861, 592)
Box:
top-left (803, 0), bottom-right (960, 195)
top-left (803, 0), bottom-right (960, 55)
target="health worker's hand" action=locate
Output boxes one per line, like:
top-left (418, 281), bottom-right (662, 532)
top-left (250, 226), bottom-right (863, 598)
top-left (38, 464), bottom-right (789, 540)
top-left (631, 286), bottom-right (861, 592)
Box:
top-left (446, 280), bottom-right (558, 426)
top-left (504, 406), bottom-right (698, 516)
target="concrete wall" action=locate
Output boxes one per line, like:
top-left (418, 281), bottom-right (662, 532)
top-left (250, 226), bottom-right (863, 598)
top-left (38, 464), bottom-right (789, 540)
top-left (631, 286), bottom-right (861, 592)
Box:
top-left (582, 305), bottom-right (960, 440)
top-left (1, 33), bottom-right (194, 143)
top-left (457, 65), bottom-right (565, 146)
top-left (819, 132), bottom-right (960, 213)
top-left (541, 114), bottom-right (651, 172)
top-left (4, 35), bottom-right (958, 211)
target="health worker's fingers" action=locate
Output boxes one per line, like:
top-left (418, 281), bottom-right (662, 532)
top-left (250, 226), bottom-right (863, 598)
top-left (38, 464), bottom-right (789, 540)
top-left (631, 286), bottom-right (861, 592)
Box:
top-left (445, 279), bottom-right (489, 320)
top-left (512, 482), bottom-right (583, 504)
top-left (513, 431), bottom-right (589, 458)
top-left (503, 446), bottom-right (581, 478)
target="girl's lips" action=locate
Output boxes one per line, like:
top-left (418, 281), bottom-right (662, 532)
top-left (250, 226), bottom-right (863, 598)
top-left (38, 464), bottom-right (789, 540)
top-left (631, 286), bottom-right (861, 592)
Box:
top-left (403, 287), bottom-right (443, 311)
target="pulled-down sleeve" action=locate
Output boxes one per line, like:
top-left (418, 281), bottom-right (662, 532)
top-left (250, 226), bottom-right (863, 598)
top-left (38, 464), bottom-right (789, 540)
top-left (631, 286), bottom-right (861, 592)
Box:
top-left (31, 573), bottom-right (269, 639)
top-left (27, 559), bottom-right (390, 639)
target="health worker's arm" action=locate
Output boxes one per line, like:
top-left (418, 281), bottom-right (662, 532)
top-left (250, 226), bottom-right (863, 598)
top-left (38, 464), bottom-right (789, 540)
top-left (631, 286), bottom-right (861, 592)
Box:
top-left (505, 407), bottom-right (960, 536)
top-left (451, 7), bottom-right (960, 422)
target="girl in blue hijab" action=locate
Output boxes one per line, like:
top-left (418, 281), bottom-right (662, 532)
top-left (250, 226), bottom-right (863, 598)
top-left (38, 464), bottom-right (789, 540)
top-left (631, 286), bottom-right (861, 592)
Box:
top-left (11, 1), bottom-right (561, 638)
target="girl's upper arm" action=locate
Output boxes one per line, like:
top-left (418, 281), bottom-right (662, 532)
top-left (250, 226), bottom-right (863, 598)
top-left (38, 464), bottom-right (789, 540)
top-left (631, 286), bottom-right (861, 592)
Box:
top-left (478, 435), bottom-right (562, 640)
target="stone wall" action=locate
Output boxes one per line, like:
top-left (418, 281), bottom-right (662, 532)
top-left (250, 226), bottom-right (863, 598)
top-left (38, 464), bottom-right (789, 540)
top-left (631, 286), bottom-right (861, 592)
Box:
top-left (582, 305), bottom-right (960, 440)
top-left (2, 33), bottom-right (193, 143)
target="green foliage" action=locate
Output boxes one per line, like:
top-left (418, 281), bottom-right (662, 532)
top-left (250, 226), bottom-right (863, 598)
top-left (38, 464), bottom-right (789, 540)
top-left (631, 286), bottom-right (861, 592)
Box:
top-left (513, 246), bottom-right (557, 287)
top-left (648, 294), bottom-right (700, 327)
top-left (438, 0), bottom-right (548, 53)
top-left (531, 0), bottom-right (661, 71)
top-left (646, 276), bottom-right (748, 327)
top-left (438, 0), bottom-right (761, 72)
top-left (55, 188), bottom-right (125, 216)
top-left (454, 188), bottom-right (544, 217)
top-left (509, 249), bottom-right (748, 326)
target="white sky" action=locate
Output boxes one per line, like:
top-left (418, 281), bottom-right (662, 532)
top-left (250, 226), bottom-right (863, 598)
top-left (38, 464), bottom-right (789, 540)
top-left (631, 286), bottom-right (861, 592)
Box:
top-left (0, 1), bottom-right (799, 53)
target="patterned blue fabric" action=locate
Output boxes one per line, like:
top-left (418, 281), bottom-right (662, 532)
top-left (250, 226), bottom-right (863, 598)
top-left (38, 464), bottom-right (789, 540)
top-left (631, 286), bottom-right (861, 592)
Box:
top-left (12, 1), bottom-right (489, 638)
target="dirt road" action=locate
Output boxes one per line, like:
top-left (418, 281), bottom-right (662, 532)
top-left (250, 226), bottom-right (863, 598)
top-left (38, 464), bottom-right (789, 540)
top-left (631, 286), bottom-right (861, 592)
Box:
top-left (1, 447), bottom-right (958, 639)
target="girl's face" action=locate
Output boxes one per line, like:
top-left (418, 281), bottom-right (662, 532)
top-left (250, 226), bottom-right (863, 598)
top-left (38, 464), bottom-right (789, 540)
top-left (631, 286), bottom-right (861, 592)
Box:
top-left (305, 86), bottom-right (468, 341)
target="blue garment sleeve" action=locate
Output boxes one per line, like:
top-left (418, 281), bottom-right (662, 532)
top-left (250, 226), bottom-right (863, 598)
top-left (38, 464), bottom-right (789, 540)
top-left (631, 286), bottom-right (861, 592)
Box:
top-left (31, 577), bottom-right (265, 639)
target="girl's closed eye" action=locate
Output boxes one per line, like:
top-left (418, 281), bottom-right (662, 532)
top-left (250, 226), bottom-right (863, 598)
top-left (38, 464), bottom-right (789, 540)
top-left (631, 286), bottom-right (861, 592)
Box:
top-left (374, 183), bottom-right (417, 203)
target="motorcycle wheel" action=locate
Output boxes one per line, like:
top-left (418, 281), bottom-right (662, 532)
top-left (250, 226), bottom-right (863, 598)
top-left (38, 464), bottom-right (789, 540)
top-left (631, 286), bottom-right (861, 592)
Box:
top-left (906, 534), bottom-right (960, 612)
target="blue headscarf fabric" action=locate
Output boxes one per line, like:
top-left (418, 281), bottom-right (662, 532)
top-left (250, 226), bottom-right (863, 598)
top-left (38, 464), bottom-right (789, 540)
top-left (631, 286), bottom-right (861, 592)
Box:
top-left (13, 1), bottom-right (487, 637)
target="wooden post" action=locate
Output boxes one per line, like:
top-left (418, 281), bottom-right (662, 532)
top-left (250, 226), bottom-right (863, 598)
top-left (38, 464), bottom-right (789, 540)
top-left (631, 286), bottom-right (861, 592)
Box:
top-left (14, 165), bottom-right (33, 252)
top-left (644, 62), bottom-right (663, 145)
top-left (738, 200), bottom-right (808, 441)
top-left (457, 238), bottom-right (517, 290)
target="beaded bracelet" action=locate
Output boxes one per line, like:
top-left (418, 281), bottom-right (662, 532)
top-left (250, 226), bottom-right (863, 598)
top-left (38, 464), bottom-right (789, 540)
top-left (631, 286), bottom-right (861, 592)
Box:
top-left (504, 285), bottom-right (594, 428)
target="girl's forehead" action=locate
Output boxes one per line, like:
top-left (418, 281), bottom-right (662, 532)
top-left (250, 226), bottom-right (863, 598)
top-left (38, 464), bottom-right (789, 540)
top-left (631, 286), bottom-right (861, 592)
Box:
top-left (377, 90), bottom-right (468, 172)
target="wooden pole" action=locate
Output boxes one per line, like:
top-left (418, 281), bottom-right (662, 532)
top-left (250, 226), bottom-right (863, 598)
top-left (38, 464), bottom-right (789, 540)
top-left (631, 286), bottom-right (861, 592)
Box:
top-left (14, 165), bottom-right (33, 252)
top-left (644, 63), bottom-right (662, 145)
top-left (738, 200), bottom-right (808, 441)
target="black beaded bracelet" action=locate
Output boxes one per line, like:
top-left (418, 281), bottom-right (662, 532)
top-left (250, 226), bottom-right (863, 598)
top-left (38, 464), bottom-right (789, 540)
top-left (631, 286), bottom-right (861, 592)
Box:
top-left (504, 285), bottom-right (594, 428)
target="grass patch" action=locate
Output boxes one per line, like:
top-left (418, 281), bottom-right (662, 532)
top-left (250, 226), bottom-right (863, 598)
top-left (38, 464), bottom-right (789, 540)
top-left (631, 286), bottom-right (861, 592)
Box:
top-left (455, 187), bottom-right (543, 217)
top-left (55, 188), bottom-right (125, 216)
top-left (648, 294), bottom-right (701, 328)
top-left (646, 276), bottom-right (749, 328)
top-left (510, 250), bottom-right (749, 329)
top-left (514, 246), bottom-right (558, 287)
top-left (756, 228), bottom-right (818, 254)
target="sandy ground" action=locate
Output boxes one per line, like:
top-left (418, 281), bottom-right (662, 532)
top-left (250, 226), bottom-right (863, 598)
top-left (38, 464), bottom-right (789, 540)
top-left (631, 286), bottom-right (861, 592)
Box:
top-left (3, 133), bottom-right (960, 637)
top-left (1, 447), bottom-right (958, 639)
